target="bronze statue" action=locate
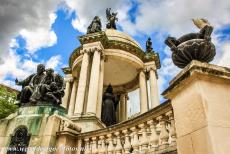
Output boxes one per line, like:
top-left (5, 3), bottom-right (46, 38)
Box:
top-left (106, 8), bottom-right (118, 29)
top-left (15, 64), bottom-right (64, 106)
top-left (101, 84), bottom-right (119, 126)
top-left (87, 16), bottom-right (102, 34)
top-left (146, 37), bottom-right (153, 52)
top-left (15, 64), bottom-right (46, 104)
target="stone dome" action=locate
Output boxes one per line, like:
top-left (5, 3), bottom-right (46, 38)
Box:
top-left (104, 29), bottom-right (142, 49)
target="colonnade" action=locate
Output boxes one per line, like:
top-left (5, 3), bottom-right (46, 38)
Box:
top-left (62, 43), bottom-right (160, 122)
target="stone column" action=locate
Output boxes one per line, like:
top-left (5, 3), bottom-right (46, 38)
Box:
top-left (68, 79), bottom-right (77, 116)
top-left (62, 74), bottom-right (73, 109)
top-left (86, 49), bottom-right (102, 115)
top-left (74, 50), bottom-right (90, 115)
top-left (119, 94), bottom-right (127, 122)
top-left (96, 56), bottom-right (105, 118)
top-left (149, 68), bottom-right (160, 108)
top-left (139, 70), bottom-right (148, 113)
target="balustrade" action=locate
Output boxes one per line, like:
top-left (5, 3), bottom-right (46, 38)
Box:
top-left (76, 101), bottom-right (176, 154)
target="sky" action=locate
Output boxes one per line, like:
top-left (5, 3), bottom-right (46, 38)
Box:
top-left (0, 0), bottom-right (230, 115)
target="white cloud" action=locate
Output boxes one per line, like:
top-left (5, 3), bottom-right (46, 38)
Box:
top-left (0, 44), bottom-right (62, 89)
top-left (65, 0), bottom-right (131, 33)
top-left (0, 0), bottom-right (61, 60)
top-left (19, 13), bottom-right (58, 53)
top-left (20, 28), bottom-right (57, 53)
top-left (217, 43), bottom-right (230, 68)
top-left (123, 0), bottom-right (230, 36)
top-left (46, 55), bottom-right (62, 69)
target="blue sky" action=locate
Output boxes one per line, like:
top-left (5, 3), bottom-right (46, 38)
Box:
top-left (0, 0), bottom-right (230, 115)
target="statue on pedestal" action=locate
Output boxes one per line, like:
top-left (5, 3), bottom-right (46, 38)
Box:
top-left (87, 16), bottom-right (102, 34)
top-left (101, 84), bottom-right (119, 126)
top-left (106, 8), bottom-right (118, 29)
top-left (15, 64), bottom-right (64, 106)
top-left (146, 37), bottom-right (153, 53)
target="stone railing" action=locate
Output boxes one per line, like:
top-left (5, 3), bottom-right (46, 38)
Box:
top-left (76, 100), bottom-right (177, 154)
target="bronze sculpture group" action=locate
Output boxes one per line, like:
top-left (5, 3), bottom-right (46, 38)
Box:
top-left (15, 64), bottom-right (64, 106)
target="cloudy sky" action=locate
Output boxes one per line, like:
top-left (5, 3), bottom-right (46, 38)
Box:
top-left (0, 0), bottom-right (230, 115)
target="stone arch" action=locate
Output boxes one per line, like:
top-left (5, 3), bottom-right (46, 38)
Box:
top-left (7, 125), bottom-right (31, 154)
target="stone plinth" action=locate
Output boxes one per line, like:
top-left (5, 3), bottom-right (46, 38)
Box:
top-left (71, 115), bottom-right (105, 133)
top-left (163, 60), bottom-right (230, 154)
top-left (0, 105), bottom-right (80, 154)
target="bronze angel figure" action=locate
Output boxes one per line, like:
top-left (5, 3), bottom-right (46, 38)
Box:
top-left (106, 8), bottom-right (118, 29)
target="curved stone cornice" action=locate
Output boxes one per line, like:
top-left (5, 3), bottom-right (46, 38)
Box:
top-left (78, 31), bottom-right (108, 46)
top-left (104, 74), bottom-right (139, 93)
top-left (69, 33), bottom-right (161, 69)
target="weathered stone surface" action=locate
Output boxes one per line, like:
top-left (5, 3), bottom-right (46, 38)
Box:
top-left (163, 60), bottom-right (230, 154)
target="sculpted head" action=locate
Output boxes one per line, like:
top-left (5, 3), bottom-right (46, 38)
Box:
top-left (106, 84), bottom-right (113, 93)
top-left (37, 64), bottom-right (45, 75)
top-left (46, 68), bottom-right (54, 76)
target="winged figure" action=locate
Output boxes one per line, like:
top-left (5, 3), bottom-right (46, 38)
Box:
top-left (106, 8), bottom-right (118, 29)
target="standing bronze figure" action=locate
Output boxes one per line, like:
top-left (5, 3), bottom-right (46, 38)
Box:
top-left (101, 84), bottom-right (119, 126)
top-left (146, 37), bottom-right (153, 52)
top-left (106, 8), bottom-right (118, 29)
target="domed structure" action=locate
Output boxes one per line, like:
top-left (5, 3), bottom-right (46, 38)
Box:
top-left (70, 29), bottom-right (160, 93)
top-left (65, 29), bottom-right (160, 132)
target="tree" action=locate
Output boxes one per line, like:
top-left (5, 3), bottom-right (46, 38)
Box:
top-left (0, 85), bottom-right (18, 119)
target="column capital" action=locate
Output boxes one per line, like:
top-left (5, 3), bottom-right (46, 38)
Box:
top-left (144, 65), bottom-right (156, 73)
top-left (166, 110), bottom-right (173, 117)
top-left (144, 61), bottom-right (157, 71)
top-left (81, 41), bottom-right (104, 55)
top-left (64, 75), bottom-right (73, 82)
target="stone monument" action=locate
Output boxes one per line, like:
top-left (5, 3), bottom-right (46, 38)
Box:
top-left (0, 64), bottom-right (81, 154)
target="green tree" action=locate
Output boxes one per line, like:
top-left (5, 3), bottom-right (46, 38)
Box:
top-left (0, 86), bottom-right (18, 119)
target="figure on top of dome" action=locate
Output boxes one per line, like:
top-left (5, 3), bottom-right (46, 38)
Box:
top-left (106, 8), bottom-right (118, 29)
top-left (87, 16), bottom-right (102, 34)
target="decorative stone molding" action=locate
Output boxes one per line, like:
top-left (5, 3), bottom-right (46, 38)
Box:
top-left (69, 32), bottom-right (161, 69)
top-left (59, 119), bottom-right (82, 134)
top-left (162, 60), bottom-right (230, 97)
top-left (78, 31), bottom-right (108, 47)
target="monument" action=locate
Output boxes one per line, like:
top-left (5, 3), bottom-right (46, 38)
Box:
top-left (1, 9), bottom-right (230, 154)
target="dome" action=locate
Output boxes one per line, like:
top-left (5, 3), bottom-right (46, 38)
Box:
top-left (104, 29), bottom-right (142, 49)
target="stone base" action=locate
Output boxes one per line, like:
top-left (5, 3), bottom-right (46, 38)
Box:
top-left (163, 61), bottom-right (230, 154)
top-left (0, 105), bottom-right (80, 154)
top-left (71, 114), bottom-right (106, 132)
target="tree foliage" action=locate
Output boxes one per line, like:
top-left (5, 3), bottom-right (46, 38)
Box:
top-left (0, 86), bottom-right (18, 119)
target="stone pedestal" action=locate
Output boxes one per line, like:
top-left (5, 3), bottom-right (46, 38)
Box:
top-left (71, 115), bottom-right (105, 133)
top-left (0, 105), bottom-right (80, 154)
top-left (163, 60), bottom-right (230, 154)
